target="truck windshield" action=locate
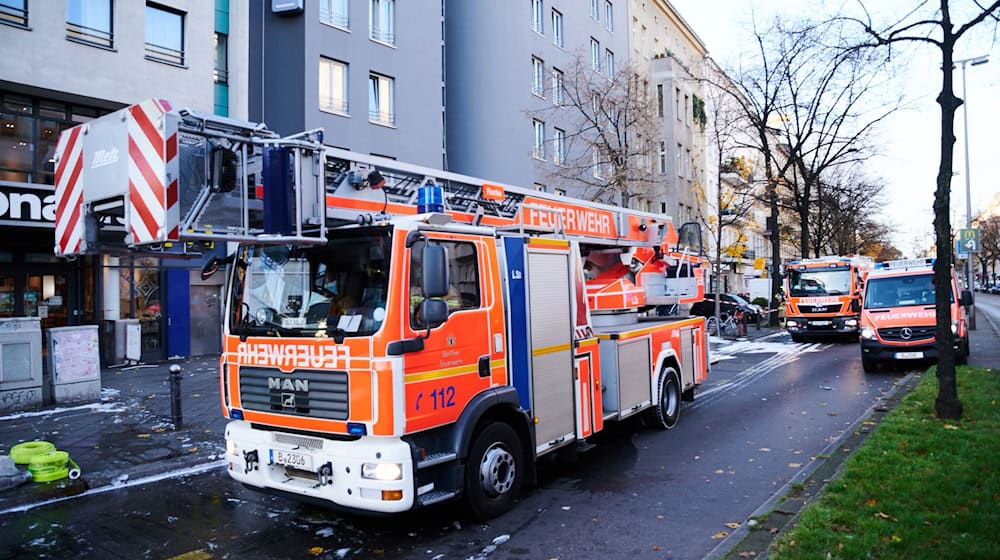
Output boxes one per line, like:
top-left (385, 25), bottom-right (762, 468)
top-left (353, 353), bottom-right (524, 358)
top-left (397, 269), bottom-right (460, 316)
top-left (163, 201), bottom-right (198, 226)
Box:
top-left (864, 273), bottom-right (951, 309)
top-left (229, 228), bottom-right (391, 338)
top-left (788, 266), bottom-right (851, 297)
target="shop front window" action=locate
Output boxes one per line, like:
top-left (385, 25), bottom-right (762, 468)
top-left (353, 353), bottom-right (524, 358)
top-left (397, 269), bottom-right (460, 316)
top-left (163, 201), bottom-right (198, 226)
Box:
top-left (119, 258), bottom-right (161, 355)
top-left (0, 275), bottom-right (14, 317)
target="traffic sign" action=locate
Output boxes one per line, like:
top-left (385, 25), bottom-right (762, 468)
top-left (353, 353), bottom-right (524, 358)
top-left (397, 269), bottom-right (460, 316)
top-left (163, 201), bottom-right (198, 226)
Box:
top-left (959, 228), bottom-right (980, 253)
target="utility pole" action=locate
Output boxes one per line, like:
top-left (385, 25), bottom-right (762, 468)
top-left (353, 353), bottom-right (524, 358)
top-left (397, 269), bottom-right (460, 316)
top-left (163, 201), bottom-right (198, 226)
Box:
top-left (957, 54), bottom-right (988, 330)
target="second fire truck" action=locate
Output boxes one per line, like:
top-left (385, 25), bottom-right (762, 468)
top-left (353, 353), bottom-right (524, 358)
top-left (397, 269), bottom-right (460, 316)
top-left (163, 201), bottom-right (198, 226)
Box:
top-left (782, 255), bottom-right (874, 341)
top-left (54, 100), bottom-right (710, 519)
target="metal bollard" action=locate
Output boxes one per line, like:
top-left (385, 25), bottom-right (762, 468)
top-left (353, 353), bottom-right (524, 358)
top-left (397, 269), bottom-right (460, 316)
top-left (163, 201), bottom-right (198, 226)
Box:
top-left (169, 364), bottom-right (183, 429)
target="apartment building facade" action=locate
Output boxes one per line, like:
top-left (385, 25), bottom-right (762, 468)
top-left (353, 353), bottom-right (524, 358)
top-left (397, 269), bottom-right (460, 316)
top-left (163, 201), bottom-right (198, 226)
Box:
top-left (446, 0), bottom-right (628, 193)
top-left (248, 0), bottom-right (444, 168)
top-left (0, 0), bottom-right (248, 364)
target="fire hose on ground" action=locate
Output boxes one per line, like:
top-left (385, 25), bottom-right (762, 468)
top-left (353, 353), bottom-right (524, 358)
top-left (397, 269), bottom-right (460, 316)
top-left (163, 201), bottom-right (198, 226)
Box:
top-left (2, 441), bottom-right (81, 488)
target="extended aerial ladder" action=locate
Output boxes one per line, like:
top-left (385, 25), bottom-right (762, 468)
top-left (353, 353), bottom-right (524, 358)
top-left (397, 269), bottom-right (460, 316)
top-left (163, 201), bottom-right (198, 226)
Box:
top-left (55, 101), bottom-right (706, 311)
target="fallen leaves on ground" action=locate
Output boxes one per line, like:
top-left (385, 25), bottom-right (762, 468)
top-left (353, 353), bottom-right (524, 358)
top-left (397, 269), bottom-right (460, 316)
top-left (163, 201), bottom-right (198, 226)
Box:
top-left (711, 532), bottom-right (729, 539)
top-left (725, 522), bottom-right (741, 529)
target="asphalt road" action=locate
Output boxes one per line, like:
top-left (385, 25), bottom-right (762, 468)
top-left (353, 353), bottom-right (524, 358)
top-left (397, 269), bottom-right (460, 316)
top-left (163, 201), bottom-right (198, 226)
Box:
top-left (0, 335), bottom-right (903, 560)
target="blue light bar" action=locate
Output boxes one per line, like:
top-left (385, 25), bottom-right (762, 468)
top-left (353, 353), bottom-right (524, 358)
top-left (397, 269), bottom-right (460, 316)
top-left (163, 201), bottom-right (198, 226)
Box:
top-left (347, 422), bottom-right (367, 436)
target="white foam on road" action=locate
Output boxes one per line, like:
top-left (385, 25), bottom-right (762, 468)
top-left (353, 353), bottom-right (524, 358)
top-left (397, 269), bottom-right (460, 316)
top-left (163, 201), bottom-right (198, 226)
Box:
top-left (0, 401), bottom-right (126, 422)
top-left (0, 460), bottom-right (227, 516)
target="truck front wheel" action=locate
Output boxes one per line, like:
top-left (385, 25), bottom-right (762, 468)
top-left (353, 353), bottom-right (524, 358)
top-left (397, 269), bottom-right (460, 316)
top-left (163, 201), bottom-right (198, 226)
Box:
top-left (464, 422), bottom-right (523, 520)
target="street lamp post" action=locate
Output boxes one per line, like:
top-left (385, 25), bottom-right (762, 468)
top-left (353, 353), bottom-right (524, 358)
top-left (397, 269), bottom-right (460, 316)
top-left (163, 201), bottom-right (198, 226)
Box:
top-left (957, 54), bottom-right (988, 330)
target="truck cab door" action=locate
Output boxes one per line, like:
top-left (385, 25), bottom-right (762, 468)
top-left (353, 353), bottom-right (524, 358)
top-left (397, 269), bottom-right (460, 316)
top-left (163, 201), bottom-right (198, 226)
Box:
top-left (402, 234), bottom-right (500, 433)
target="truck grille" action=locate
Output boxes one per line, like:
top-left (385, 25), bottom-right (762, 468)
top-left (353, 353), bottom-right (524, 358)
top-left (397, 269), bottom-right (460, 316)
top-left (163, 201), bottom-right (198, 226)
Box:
top-left (798, 304), bottom-right (840, 314)
top-left (879, 326), bottom-right (935, 342)
top-left (239, 366), bottom-right (349, 420)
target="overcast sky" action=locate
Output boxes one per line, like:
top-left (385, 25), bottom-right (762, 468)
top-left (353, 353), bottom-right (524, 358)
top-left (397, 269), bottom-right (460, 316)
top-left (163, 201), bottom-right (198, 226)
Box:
top-left (669, 0), bottom-right (1000, 257)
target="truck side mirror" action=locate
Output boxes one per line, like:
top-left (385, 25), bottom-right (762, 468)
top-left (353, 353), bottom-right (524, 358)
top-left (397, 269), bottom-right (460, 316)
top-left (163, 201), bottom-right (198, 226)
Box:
top-left (422, 244), bottom-right (449, 298)
top-left (960, 289), bottom-right (974, 307)
top-left (420, 299), bottom-right (449, 327)
top-left (850, 299), bottom-right (861, 313)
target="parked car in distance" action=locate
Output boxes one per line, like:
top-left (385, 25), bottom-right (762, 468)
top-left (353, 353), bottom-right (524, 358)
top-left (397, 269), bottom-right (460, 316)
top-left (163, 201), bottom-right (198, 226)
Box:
top-left (690, 293), bottom-right (761, 324)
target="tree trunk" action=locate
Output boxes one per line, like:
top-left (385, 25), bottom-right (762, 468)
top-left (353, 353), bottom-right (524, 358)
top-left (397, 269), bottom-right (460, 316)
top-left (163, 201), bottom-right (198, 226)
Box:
top-left (933, 16), bottom-right (962, 420)
top-left (769, 183), bottom-right (782, 326)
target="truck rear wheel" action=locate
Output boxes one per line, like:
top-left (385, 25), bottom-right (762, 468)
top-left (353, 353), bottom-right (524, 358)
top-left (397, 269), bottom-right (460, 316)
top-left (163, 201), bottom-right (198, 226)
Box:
top-left (464, 422), bottom-right (523, 520)
top-left (645, 367), bottom-right (681, 430)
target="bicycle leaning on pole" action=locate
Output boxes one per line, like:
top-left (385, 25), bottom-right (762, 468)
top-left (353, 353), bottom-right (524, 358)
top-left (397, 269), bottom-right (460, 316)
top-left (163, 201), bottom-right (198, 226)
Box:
top-left (706, 308), bottom-right (747, 338)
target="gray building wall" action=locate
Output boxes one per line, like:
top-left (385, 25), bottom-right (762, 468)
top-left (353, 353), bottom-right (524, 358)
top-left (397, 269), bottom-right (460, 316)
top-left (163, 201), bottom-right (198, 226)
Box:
top-left (250, 0), bottom-right (444, 168)
top-left (0, 0), bottom-right (237, 114)
top-left (446, 1), bottom-right (628, 190)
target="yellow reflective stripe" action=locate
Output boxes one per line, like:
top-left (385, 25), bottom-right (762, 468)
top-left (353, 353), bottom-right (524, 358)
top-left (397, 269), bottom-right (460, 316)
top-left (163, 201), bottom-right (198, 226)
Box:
top-left (528, 238), bottom-right (570, 248)
top-left (404, 358), bottom-right (508, 383)
top-left (576, 338), bottom-right (599, 348)
top-left (532, 343), bottom-right (572, 356)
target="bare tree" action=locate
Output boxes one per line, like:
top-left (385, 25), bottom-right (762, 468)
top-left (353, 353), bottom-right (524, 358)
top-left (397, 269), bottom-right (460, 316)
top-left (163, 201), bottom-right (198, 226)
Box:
top-left (974, 212), bottom-right (1000, 285)
top-left (813, 166), bottom-right (896, 256)
top-left (756, 19), bottom-right (902, 258)
top-left (840, 0), bottom-right (1000, 419)
top-left (696, 73), bottom-right (759, 326)
top-left (533, 55), bottom-right (660, 208)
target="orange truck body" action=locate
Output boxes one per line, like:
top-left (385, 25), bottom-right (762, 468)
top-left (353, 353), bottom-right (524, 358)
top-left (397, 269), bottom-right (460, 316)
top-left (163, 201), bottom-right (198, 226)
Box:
top-left (53, 100), bottom-right (711, 518)
top-left (858, 258), bottom-right (972, 372)
top-left (782, 256), bottom-right (874, 341)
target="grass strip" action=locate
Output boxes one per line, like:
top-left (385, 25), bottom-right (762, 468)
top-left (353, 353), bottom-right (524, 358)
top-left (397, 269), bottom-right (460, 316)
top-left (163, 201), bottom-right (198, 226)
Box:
top-left (771, 366), bottom-right (1000, 559)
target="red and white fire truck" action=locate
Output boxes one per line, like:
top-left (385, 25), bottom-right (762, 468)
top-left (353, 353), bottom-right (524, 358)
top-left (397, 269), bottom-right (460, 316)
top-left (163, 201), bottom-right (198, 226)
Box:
top-left (859, 258), bottom-right (972, 373)
top-left (54, 100), bottom-right (710, 518)
top-left (782, 255), bottom-right (873, 341)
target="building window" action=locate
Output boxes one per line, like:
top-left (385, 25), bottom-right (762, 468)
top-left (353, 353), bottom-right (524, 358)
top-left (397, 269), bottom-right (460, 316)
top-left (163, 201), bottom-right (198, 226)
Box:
top-left (369, 0), bottom-right (394, 45)
top-left (658, 142), bottom-right (666, 174)
top-left (320, 0), bottom-right (349, 29)
top-left (214, 33), bottom-right (228, 84)
top-left (531, 0), bottom-right (543, 34)
top-left (604, 1), bottom-right (613, 32)
top-left (554, 127), bottom-right (565, 165)
top-left (590, 38), bottom-right (600, 71)
top-left (320, 58), bottom-right (349, 115)
top-left (631, 17), bottom-right (638, 50)
top-left (684, 94), bottom-right (690, 126)
top-left (551, 9), bottom-right (563, 48)
top-left (686, 149), bottom-right (692, 179)
top-left (551, 68), bottom-right (564, 106)
top-left (675, 88), bottom-right (681, 120)
top-left (145, 4), bottom-right (184, 65)
top-left (0, 93), bottom-right (108, 185)
top-left (592, 149), bottom-right (603, 179)
top-left (591, 0), bottom-right (599, 20)
top-left (605, 49), bottom-right (615, 77)
top-left (532, 119), bottom-right (545, 160)
top-left (532, 57), bottom-right (545, 97)
top-left (676, 144), bottom-right (682, 177)
top-left (369, 73), bottom-right (394, 126)
top-left (0, 0), bottom-right (28, 27)
top-left (656, 84), bottom-right (664, 117)
top-left (66, 0), bottom-right (113, 48)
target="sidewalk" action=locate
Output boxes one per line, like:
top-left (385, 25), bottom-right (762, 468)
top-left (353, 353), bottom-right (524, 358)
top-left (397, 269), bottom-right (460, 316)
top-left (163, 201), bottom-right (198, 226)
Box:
top-left (0, 355), bottom-right (227, 514)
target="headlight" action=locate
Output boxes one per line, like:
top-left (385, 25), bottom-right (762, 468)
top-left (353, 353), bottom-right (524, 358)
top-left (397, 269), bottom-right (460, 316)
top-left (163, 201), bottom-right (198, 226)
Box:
top-left (362, 462), bottom-right (403, 481)
top-left (226, 439), bottom-right (238, 457)
top-left (951, 321), bottom-right (958, 334)
top-left (786, 320), bottom-right (798, 327)
top-left (845, 319), bottom-right (858, 327)
top-left (860, 326), bottom-right (875, 340)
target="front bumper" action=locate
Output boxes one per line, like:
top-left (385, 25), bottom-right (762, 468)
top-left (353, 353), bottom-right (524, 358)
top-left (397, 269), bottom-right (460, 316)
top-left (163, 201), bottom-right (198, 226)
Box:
top-left (860, 337), bottom-right (960, 362)
top-left (224, 420), bottom-right (416, 513)
top-left (786, 315), bottom-right (859, 336)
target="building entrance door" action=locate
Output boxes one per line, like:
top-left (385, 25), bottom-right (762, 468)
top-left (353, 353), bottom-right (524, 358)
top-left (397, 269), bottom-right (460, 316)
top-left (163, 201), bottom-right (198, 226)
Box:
top-left (190, 285), bottom-right (222, 356)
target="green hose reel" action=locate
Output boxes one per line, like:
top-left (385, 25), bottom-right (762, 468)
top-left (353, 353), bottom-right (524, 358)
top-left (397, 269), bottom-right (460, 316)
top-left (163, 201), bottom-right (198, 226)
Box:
top-left (9, 441), bottom-right (81, 483)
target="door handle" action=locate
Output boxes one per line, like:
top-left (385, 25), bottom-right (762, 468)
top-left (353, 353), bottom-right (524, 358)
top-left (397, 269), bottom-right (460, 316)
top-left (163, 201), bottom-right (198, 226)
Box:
top-left (478, 355), bottom-right (490, 378)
